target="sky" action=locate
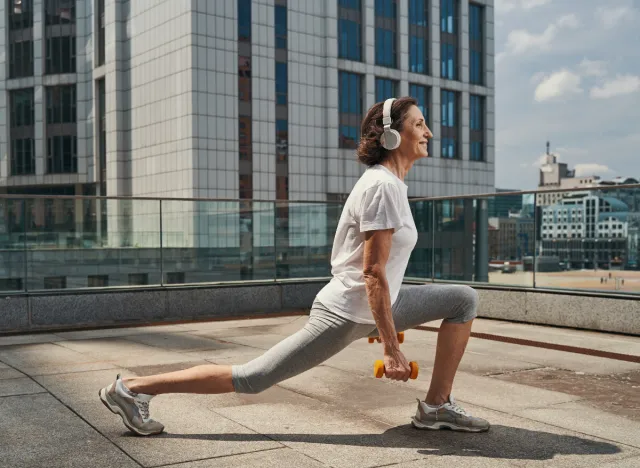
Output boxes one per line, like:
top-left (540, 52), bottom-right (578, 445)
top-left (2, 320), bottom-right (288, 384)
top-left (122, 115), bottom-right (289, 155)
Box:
top-left (494, 0), bottom-right (640, 190)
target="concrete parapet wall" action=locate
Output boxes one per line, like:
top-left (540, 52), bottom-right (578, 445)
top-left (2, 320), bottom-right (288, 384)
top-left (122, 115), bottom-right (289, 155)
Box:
top-left (476, 288), bottom-right (639, 336)
top-left (1, 282), bottom-right (638, 336)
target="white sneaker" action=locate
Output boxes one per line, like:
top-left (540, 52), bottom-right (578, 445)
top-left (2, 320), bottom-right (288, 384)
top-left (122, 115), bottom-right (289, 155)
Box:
top-left (411, 396), bottom-right (490, 432)
top-left (98, 374), bottom-right (164, 436)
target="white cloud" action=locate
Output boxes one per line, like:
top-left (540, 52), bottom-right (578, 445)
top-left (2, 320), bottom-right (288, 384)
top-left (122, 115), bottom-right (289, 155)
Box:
top-left (574, 164), bottom-right (612, 176)
top-left (590, 75), bottom-right (640, 99)
top-left (534, 69), bottom-right (583, 101)
top-left (504, 14), bottom-right (580, 56)
top-left (496, 0), bottom-right (552, 13)
top-left (597, 6), bottom-right (635, 29)
top-left (579, 59), bottom-right (608, 77)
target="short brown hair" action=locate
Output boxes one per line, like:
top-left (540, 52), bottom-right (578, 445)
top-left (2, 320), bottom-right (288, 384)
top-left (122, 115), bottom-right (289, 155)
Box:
top-left (356, 96), bottom-right (417, 166)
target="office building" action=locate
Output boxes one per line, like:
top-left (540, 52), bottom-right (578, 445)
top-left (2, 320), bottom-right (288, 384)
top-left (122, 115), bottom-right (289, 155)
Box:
top-left (1, 0), bottom-right (495, 249)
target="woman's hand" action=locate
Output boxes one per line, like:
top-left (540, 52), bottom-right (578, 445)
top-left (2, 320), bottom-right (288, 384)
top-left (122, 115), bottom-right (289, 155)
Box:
top-left (383, 345), bottom-right (412, 381)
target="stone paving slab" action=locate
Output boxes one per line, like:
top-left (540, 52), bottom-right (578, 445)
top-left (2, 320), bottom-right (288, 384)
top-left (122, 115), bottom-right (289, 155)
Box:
top-left (0, 361), bottom-right (25, 380)
top-left (35, 368), bottom-right (282, 467)
top-left (0, 377), bottom-right (46, 397)
top-left (165, 448), bottom-right (327, 468)
top-left (121, 331), bottom-right (243, 353)
top-left (364, 402), bottom-right (637, 468)
top-left (515, 401), bottom-right (640, 448)
top-left (0, 393), bottom-right (140, 468)
top-left (0, 342), bottom-right (115, 376)
top-left (0, 333), bottom-right (62, 347)
top-left (214, 399), bottom-right (436, 468)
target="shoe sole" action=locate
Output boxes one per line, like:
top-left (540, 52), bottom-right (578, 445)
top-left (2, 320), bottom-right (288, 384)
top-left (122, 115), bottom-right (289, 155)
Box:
top-left (98, 387), bottom-right (162, 437)
top-left (411, 417), bottom-right (489, 433)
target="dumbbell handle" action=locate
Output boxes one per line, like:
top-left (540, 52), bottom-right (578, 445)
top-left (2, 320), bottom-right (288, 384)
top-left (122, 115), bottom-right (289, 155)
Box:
top-left (373, 360), bottom-right (419, 379)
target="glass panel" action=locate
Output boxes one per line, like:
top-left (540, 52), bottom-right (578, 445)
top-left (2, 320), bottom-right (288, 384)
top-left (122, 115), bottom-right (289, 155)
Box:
top-left (0, 198), bottom-right (27, 292)
top-left (26, 198), bottom-right (161, 290)
top-left (275, 201), bottom-right (342, 279)
top-left (534, 186), bottom-right (640, 294)
top-left (433, 198), bottom-right (477, 281)
top-left (483, 194), bottom-right (536, 287)
top-left (406, 200), bottom-right (434, 279)
top-left (161, 200), bottom-right (275, 284)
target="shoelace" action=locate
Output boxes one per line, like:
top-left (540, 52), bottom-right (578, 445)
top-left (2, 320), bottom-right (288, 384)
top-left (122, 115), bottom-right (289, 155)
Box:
top-left (135, 400), bottom-right (150, 420)
top-left (447, 397), bottom-right (470, 416)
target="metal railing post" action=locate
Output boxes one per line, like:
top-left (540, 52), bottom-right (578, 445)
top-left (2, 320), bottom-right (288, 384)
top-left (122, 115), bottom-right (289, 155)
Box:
top-left (159, 199), bottom-right (164, 286)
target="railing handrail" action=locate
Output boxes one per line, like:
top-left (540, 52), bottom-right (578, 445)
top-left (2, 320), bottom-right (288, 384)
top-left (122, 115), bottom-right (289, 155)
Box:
top-left (2, 184), bottom-right (639, 204)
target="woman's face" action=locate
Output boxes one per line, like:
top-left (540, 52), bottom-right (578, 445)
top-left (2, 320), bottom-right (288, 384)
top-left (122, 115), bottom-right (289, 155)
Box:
top-left (398, 105), bottom-right (433, 160)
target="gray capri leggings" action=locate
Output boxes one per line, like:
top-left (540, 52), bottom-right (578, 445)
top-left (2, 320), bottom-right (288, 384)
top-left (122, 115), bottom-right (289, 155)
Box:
top-left (231, 284), bottom-right (478, 394)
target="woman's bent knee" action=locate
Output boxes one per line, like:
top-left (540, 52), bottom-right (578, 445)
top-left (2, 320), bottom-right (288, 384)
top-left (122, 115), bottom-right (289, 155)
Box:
top-left (446, 285), bottom-right (478, 324)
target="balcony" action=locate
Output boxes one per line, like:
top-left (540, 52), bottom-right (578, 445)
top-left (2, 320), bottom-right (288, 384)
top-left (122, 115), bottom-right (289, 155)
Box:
top-left (1, 184), bottom-right (639, 335)
top-left (1, 187), bottom-right (639, 466)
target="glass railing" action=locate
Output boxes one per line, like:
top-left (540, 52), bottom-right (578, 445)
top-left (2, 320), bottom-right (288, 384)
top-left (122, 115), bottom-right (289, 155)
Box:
top-left (1, 183), bottom-right (640, 295)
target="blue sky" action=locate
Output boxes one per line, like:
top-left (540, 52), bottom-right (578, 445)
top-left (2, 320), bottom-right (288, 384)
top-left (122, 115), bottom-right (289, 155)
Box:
top-left (494, 0), bottom-right (640, 189)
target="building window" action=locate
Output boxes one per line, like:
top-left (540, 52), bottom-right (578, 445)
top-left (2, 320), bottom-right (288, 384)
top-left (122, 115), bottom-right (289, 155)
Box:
top-left (88, 275), bottom-right (108, 287)
top-left (375, 0), bottom-right (397, 68)
top-left (469, 3), bottom-right (483, 85)
top-left (239, 174), bottom-right (253, 199)
top-left (409, 0), bottom-right (429, 74)
top-left (165, 272), bottom-right (185, 284)
top-left (441, 89), bottom-right (459, 159)
top-left (44, 276), bottom-right (67, 289)
top-left (46, 86), bottom-right (76, 124)
top-left (338, 0), bottom-right (362, 61)
top-left (440, 0), bottom-right (458, 80)
top-left (97, 79), bottom-right (107, 196)
top-left (45, 0), bottom-right (76, 75)
top-left (238, 0), bottom-right (251, 41)
top-left (276, 62), bottom-right (288, 105)
top-left (128, 273), bottom-right (148, 285)
top-left (375, 78), bottom-right (397, 102)
top-left (470, 94), bottom-right (484, 161)
top-left (339, 71), bottom-right (363, 149)
top-left (10, 89), bottom-right (36, 176)
top-left (8, 0), bottom-right (34, 78)
top-left (47, 136), bottom-right (77, 173)
top-left (97, 0), bottom-right (105, 66)
top-left (239, 117), bottom-right (252, 161)
top-left (410, 83), bottom-right (431, 154)
top-left (275, 4), bottom-right (287, 49)
top-left (276, 119), bottom-right (288, 162)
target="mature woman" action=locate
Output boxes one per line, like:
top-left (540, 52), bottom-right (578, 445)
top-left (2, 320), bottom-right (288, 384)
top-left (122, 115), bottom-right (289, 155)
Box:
top-left (99, 97), bottom-right (490, 435)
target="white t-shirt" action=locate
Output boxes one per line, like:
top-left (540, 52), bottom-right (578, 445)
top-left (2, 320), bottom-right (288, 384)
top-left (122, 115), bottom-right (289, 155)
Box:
top-left (316, 164), bottom-right (418, 324)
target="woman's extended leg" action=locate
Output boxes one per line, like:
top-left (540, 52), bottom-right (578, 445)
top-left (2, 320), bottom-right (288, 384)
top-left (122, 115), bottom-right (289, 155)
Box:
top-left (98, 304), bottom-right (372, 435)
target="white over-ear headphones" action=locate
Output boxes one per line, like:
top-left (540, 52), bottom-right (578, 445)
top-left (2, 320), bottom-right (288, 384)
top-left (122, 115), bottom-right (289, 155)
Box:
top-left (380, 97), bottom-right (401, 150)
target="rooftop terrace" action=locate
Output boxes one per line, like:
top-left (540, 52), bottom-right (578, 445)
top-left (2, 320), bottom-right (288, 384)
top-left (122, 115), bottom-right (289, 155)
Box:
top-left (1, 314), bottom-right (639, 468)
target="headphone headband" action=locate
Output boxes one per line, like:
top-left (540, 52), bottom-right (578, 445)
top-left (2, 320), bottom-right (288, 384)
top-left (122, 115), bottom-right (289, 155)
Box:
top-left (382, 98), bottom-right (396, 127)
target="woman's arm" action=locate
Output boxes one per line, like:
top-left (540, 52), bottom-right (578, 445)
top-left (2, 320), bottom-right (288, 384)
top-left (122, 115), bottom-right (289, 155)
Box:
top-left (363, 229), bottom-right (411, 381)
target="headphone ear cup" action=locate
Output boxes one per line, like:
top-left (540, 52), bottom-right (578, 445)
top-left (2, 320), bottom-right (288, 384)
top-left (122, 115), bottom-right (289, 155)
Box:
top-left (381, 129), bottom-right (401, 150)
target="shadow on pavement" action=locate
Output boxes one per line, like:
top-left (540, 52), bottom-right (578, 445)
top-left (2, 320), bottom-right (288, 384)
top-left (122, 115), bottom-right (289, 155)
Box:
top-left (154, 424), bottom-right (622, 460)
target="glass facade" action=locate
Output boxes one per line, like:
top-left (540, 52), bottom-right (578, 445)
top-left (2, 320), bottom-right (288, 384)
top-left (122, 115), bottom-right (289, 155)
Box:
top-left (440, 0), bottom-right (458, 80)
top-left (44, 0), bottom-right (76, 75)
top-left (8, 0), bottom-right (34, 78)
top-left (470, 94), bottom-right (484, 161)
top-left (46, 85), bottom-right (77, 174)
top-left (441, 90), bottom-right (458, 159)
top-left (275, 5), bottom-right (287, 50)
top-left (97, 0), bottom-right (105, 66)
top-left (10, 89), bottom-right (36, 176)
top-left (469, 3), bottom-right (484, 85)
top-left (375, 0), bottom-right (398, 68)
top-left (409, 0), bottom-right (429, 74)
top-left (238, 0), bottom-right (251, 41)
top-left (338, 0), bottom-right (362, 61)
top-left (375, 78), bottom-right (397, 102)
top-left (276, 62), bottom-right (288, 105)
top-left (339, 71), bottom-right (363, 149)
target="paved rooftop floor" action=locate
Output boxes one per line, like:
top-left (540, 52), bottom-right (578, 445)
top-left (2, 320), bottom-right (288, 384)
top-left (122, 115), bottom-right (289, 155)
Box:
top-left (1, 315), bottom-right (639, 468)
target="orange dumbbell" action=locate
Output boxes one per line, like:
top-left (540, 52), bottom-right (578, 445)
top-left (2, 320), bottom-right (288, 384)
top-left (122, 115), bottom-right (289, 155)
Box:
top-left (368, 331), bottom-right (405, 344)
top-left (374, 360), bottom-right (419, 379)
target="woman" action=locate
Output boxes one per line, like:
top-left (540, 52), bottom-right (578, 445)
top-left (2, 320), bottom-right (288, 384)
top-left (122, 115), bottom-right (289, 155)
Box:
top-left (98, 97), bottom-right (490, 435)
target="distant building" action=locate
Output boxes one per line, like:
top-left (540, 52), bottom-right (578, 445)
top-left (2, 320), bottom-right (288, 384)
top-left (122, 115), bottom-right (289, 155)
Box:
top-left (537, 142), bottom-right (599, 207)
top-left (488, 216), bottom-right (534, 261)
top-left (488, 189), bottom-right (523, 218)
top-left (540, 191), bottom-right (640, 269)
